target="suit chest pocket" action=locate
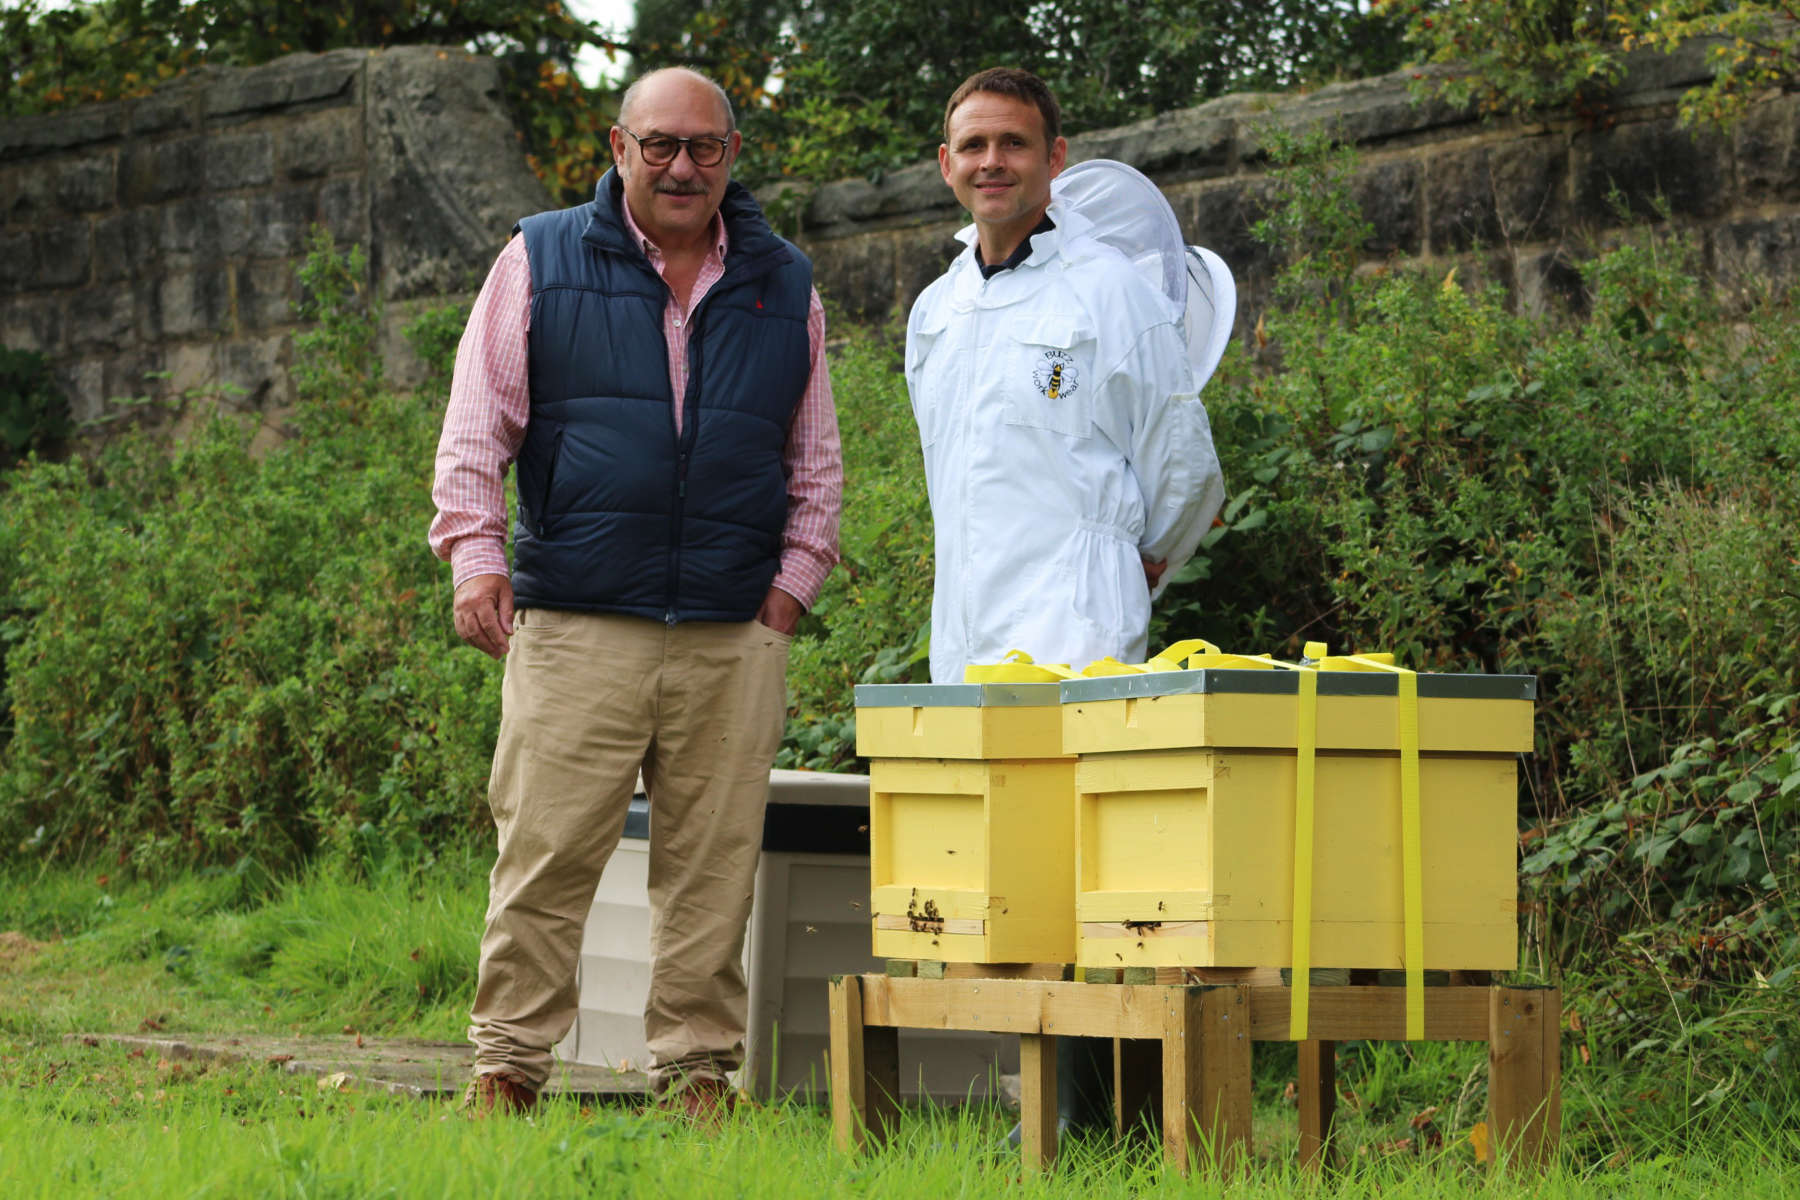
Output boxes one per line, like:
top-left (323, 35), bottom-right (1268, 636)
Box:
top-left (1003, 314), bottom-right (1094, 439)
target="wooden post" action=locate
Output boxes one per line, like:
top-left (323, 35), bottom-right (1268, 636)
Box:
top-left (828, 975), bottom-right (866, 1153)
top-left (829, 975), bottom-right (900, 1153)
top-left (1113, 1037), bottom-right (1162, 1142)
top-left (1162, 986), bottom-right (1252, 1174)
top-left (865, 1020), bottom-right (901, 1147)
top-left (1197, 986), bottom-right (1253, 1174)
top-left (1018, 1033), bottom-right (1059, 1173)
top-left (1297, 1039), bottom-right (1336, 1172)
top-left (1488, 986), bottom-right (1561, 1170)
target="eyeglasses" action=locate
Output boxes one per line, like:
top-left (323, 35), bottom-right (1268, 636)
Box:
top-left (617, 126), bottom-right (732, 168)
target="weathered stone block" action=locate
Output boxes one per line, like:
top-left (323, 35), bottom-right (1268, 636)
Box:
top-left (236, 261), bottom-right (297, 330)
top-left (808, 234), bottom-right (895, 324)
top-left (103, 350), bottom-right (167, 410)
top-left (0, 103), bottom-right (128, 159)
top-left (1352, 157), bottom-right (1422, 256)
top-left (0, 295), bottom-right (63, 352)
top-left (204, 132), bottom-right (274, 191)
top-left (1429, 137), bottom-right (1571, 254)
top-left (283, 111), bottom-right (362, 180)
top-left (66, 287), bottom-right (136, 351)
top-left (1243, 73), bottom-right (1470, 162)
top-left (204, 51), bottom-right (361, 120)
top-left (3, 161), bottom-right (52, 224)
top-left (6, 155), bottom-right (116, 221)
top-left (1710, 216), bottom-right (1800, 308)
top-left (1574, 116), bottom-right (1730, 224)
top-left (121, 137), bottom-right (206, 205)
top-left (253, 187), bottom-right (323, 256)
top-left (1186, 177), bottom-right (1277, 283)
top-left (91, 210), bottom-right (158, 284)
top-left (156, 268), bottom-right (232, 338)
top-left (367, 47), bottom-right (551, 300)
top-left (153, 198), bottom-right (210, 263)
top-left (61, 357), bottom-right (106, 423)
top-left (130, 87), bottom-right (198, 137)
top-left (34, 224), bottom-right (92, 288)
top-left (1735, 93), bottom-right (1800, 202)
top-left (1514, 247), bottom-right (1587, 318)
top-left (214, 334), bottom-right (290, 408)
top-left (207, 195), bottom-right (257, 258)
top-left (163, 341), bottom-right (217, 398)
top-left (0, 232), bottom-right (32, 295)
top-left (891, 225), bottom-right (966, 317)
top-left (1067, 108), bottom-right (1237, 181)
top-left (61, 154), bottom-right (117, 212)
top-left (802, 160), bottom-right (961, 237)
top-left (318, 176), bottom-right (371, 244)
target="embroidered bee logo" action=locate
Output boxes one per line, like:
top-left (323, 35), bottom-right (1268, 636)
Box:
top-left (1032, 349), bottom-right (1079, 400)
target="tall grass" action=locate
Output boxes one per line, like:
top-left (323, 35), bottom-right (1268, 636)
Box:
top-left (3, 862), bottom-right (1797, 1193)
top-left (2, 1033), bottom-right (1795, 1198)
top-left (0, 856), bottom-right (486, 1040)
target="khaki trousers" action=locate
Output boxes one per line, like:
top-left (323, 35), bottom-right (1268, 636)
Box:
top-left (468, 608), bottom-right (790, 1091)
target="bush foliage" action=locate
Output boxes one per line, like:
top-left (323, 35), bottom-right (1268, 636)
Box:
top-left (0, 235), bottom-right (497, 873)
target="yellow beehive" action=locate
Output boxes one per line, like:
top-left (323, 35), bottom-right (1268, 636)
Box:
top-left (1060, 666), bottom-right (1535, 972)
top-left (855, 682), bottom-right (1075, 964)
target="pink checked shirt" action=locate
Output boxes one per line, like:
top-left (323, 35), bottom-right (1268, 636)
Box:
top-left (428, 206), bottom-right (842, 609)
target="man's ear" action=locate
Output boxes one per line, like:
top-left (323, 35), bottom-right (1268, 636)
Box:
top-left (1048, 135), bottom-right (1068, 179)
top-left (938, 143), bottom-right (951, 185)
top-left (609, 126), bottom-right (628, 178)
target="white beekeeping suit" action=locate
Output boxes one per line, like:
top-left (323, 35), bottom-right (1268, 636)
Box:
top-left (907, 175), bottom-right (1227, 685)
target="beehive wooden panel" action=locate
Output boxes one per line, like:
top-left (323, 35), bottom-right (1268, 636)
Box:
top-left (1061, 669), bottom-right (1534, 972)
top-left (857, 683), bottom-right (1076, 964)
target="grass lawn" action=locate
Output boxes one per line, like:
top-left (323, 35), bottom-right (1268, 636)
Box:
top-left (2, 862), bottom-right (1795, 1198)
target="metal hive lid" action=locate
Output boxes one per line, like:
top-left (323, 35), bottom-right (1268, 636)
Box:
top-left (853, 682), bottom-right (1067, 708)
top-left (1058, 669), bottom-right (1538, 704)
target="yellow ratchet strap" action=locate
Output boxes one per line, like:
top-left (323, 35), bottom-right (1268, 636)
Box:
top-left (1288, 641), bottom-right (1325, 1041)
top-left (962, 650), bottom-right (1077, 683)
top-left (1335, 652), bottom-right (1425, 1040)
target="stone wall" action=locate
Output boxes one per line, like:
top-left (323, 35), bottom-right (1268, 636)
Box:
top-left (0, 47), bottom-right (550, 427)
top-left (4, 43), bottom-right (1798, 424)
top-left (790, 43), bottom-right (1800, 325)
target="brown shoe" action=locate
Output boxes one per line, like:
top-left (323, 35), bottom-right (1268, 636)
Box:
top-left (660, 1076), bottom-right (737, 1128)
top-left (463, 1071), bottom-right (538, 1117)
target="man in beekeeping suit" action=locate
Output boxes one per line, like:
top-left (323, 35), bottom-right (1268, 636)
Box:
top-left (907, 67), bottom-right (1223, 688)
top-left (906, 65), bottom-right (1227, 1135)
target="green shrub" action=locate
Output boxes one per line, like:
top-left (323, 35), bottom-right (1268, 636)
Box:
top-left (0, 235), bottom-right (497, 872)
top-left (778, 324), bottom-right (932, 771)
top-left (0, 345), bottom-right (70, 463)
top-left (1147, 138), bottom-right (1800, 1084)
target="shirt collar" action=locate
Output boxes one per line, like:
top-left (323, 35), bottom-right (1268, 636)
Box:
top-left (973, 212), bottom-right (1057, 279)
top-left (620, 195), bottom-right (729, 264)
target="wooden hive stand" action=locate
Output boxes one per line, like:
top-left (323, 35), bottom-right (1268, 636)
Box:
top-left (828, 973), bottom-right (1560, 1175)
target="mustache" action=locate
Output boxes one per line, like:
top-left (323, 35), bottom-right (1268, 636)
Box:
top-left (655, 182), bottom-right (709, 196)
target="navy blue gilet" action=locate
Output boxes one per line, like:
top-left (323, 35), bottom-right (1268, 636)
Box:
top-left (511, 169), bottom-right (813, 622)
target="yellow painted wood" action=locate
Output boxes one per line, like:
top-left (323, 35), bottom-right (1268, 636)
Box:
top-left (1075, 744), bottom-right (1521, 970)
top-left (1079, 892), bottom-right (1219, 922)
top-left (1078, 922), bottom-right (1517, 970)
top-left (1063, 692), bottom-right (1533, 755)
top-left (857, 702), bottom-right (1065, 760)
top-left (868, 885), bottom-right (992, 921)
top-left (867, 747), bottom-right (1077, 964)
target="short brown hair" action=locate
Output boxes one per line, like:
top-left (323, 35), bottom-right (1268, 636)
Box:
top-left (942, 67), bottom-right (1061, 148)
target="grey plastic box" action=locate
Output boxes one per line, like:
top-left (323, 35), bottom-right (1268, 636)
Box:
top-left (555, 768), bottom-right (1015, 1102)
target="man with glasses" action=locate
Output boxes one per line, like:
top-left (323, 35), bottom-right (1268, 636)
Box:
top-left (429, 67), bottom-right (842, 1124)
